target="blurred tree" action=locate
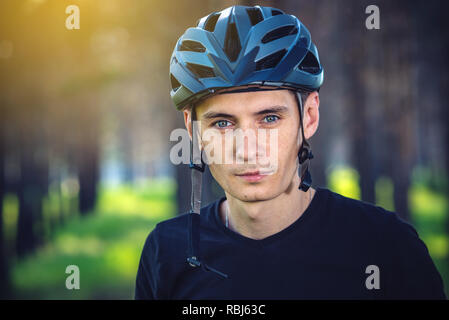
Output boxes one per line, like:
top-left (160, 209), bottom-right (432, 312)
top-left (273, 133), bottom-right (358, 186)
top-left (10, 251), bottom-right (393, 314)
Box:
top-left (75, 102), bottom-right (100, 215)
top-left (77, 135), bottom-right (100, 215)
top-left (0, 101), bottom-right (10, 298)
top-left (342, 1), bottom-right (377, 205)
top-left (381, 0), bottom-right (416, 221)
top-left (16, 101), bottom-right (49, 256)
top-left (433, 1), bottom-right (449, 273)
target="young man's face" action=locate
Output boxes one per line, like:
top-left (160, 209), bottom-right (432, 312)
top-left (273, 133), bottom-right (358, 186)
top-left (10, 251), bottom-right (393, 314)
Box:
top-left (184, 89), bottom-right (319, 202)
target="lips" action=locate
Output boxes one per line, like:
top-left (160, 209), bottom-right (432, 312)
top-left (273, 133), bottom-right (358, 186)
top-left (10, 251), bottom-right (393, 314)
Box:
top-left (236, 171), bottom-right (262, 176)
top-left (235, 170), bottom-right (271, 182)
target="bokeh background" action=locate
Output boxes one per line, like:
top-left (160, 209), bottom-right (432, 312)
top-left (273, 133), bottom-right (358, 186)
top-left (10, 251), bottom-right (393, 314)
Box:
top-left (0, 0), bottom-right (448, 299)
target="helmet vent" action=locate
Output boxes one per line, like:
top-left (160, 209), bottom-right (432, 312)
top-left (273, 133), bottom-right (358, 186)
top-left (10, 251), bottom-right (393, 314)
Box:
top-left (204, 13), bottom-right (219, 32)
top-left (224, 22), bottom-right (241, 62)
top-left (271, 9), bottom-right (284, 16)
top-left (246, 7), bottom-right (263, 26)
top-left (170, 74), bottom-right (181, 91)
top-left (297, 50), bottom-right (320, 74)
top-left (179, 40), bottom-right (206, 53)
top-left (262, 25), bottom-right (298, 44)
top-left (255, 49), bottom-right (287, 71)
top-left (186, 63), bottom-right (215, 78)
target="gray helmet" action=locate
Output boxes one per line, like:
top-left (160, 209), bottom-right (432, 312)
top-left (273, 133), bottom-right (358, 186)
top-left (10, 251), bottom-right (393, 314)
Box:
top-left (169, 5), bottom-right (322, 278)
top-left (169, 5), bottom-right (323, 110)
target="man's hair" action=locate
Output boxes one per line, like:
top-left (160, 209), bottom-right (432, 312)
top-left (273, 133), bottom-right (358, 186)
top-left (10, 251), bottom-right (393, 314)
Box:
top-left (295, 90), bottom-right (311, 111)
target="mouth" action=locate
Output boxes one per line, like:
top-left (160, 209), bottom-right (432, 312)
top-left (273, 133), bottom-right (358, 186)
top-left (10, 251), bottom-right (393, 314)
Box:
top-left (235, 170), bottom-right (271, 183)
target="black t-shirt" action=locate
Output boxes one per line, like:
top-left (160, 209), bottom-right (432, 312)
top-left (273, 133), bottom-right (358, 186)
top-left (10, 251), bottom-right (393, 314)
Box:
top-left (134, 187), bottom-right (446, 299)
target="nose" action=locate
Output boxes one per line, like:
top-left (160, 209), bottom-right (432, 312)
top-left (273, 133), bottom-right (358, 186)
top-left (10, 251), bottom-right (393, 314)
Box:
top-left (235, 133), bottom-right (256, 164)
top-left (233, 123), bottom-right (269, 165)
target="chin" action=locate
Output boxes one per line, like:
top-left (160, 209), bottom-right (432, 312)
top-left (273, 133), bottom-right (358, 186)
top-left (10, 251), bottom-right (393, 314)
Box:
top-left (228, 180), bottom-right (278, 202)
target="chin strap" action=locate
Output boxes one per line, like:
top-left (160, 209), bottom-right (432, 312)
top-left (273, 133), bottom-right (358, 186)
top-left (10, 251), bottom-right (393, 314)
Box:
top-left (186, 109), bottom-right (228, 279)
top-left (295, 91), bottom-right (314, 192)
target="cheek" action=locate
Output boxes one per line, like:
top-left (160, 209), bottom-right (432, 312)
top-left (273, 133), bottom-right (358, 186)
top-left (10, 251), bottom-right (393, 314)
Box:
top-left (276, 128), bottom-right (299, 166)
top-left (208, 163), bottom-right (228, 186)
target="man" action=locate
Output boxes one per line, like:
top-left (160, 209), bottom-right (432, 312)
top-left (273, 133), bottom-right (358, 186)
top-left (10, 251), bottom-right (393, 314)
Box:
top-left (135, 5), bottom-right (446, 299)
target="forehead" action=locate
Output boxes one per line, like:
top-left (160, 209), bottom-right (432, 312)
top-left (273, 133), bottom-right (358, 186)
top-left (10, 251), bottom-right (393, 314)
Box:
top-left (195, 89), bottom-right (298, 117)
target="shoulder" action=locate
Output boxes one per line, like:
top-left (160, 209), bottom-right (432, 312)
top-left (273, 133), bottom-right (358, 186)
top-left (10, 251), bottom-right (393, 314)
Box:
top-left (320, 188), bottom-right (418, 239)
top-left (323, 188), bottom-right (439, 261)
top-left (141, 213), bottom-right (189, 258)
top-left (141, 199), bottom-right (219, 256)
top-left (323, 188), bottom-right (396, 224)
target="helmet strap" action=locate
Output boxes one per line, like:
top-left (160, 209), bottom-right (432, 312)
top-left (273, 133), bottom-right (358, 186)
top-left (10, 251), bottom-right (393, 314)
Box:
top-left (186, 109), bottom-right (228, 279)
top-left (295, 91), bottom-right (314, 192)
top-left (189, 109), bottom-right (205, 213)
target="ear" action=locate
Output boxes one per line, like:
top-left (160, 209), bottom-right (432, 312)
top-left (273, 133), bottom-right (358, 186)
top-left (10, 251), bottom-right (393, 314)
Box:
top-left (183, 109), bottom-right (193, 140)
top-left (184, 108), bottom-right (203, 151)
top-left (303, 91), bottom-right (320, 140)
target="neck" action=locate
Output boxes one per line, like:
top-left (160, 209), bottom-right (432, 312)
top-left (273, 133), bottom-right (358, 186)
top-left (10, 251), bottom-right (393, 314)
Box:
top-left (220, 176), bottom-right (315, 240)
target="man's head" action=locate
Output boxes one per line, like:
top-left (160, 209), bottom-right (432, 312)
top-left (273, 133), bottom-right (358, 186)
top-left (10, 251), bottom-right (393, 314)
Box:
top-left (170, 4), bottom-right (323, 205)
top-left (183, 89), bottom-right (319, 202)
top-left (170, 4), bottom-right (323, 271)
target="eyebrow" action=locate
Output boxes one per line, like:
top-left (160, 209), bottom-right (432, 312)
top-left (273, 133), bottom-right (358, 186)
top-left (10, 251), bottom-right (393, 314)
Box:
top-left (254, 105), bottom-right (289, 116)
top-left (201, 105), bottom-right (289, 120)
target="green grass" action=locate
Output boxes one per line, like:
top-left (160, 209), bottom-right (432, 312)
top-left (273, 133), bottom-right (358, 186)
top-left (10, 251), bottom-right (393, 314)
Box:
top-left (9, 178), bottom-right (176, 299)
top-left (409, 182), bottom-right (449, 297)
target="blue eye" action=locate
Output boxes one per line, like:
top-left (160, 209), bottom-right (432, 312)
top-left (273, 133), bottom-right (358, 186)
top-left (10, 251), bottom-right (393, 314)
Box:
top-left (214, 120), bottom-right (231, 128)
top-left (263, 115), bottom-right (280, 123)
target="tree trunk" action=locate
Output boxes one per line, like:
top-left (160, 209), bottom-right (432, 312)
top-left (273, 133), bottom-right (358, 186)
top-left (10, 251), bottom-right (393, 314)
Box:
top-left (341, 1), bottom-right (377, 204)
top-left (77, 136), bottom-right (100, 215)
top-left (0, 109), bottom-right (10, 298)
